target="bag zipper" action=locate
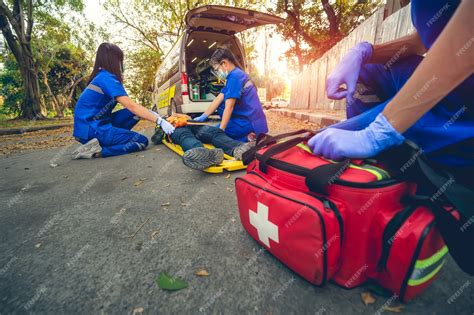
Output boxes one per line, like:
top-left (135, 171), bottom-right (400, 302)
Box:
top-left (377, 205), bottom-right (418, 271)
top-left (255, 152), bottom-right (399, 189)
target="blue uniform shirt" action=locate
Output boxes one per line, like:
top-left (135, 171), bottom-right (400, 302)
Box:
top-left (407, 0), bottom-right (474, 165)
top-left (73, 70), bottom-right (128, 140)
top-left (217, 67), bottom-right (268, 139)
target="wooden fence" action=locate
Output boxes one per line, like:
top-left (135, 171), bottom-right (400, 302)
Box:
top-left (289, 2), bottom-right (415, 111)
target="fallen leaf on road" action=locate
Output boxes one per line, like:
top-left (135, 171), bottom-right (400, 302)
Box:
top-left (132, 307), bottom-right (144, 314)
top-left (121, 176), bottom-right (128, 181)
top-left (135, 241), bottom-right (143, 251)
top-left (134, 178), bottom-right (147, 186)
top-left (225, 174), bottom-right (231, 179)
top-left (156, 272), bottom-right (188, 291)
top-left (35, 243), bottom-right (42, 248)
top-left (161, 202), bottom-right (170, 207)
top-left (365, 283), bottom-right (393, 297)
top-left (361, 292), bottom-right (376, 305)
top-left (150, 230), bottom-right (159, 240)
top-left (195, 269), bottom-right (210, 277)
top-left (383, 306), bottom-right (404, 313)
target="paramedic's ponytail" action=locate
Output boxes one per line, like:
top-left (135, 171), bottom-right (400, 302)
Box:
top-left (210, 48), bottom-right (244, 70)
top-left (88, 43), bottom-right (124, 84)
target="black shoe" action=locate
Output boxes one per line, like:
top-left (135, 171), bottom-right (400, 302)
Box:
top-left (232, 141), bottom-right (256, 161)
top-left (182, 147), bottom-right (224, 170)
top-left (151, 127), bottom-right (165, 145)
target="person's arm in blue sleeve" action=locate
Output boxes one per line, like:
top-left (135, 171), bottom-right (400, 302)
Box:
top-left (219, 74), bottom-right (243, 130)
top-left (194, 93), bottom-right (225, 121)
top-left (100, 73), bottom-right (174, 133)
top-left (310, 0), bottom-right (474, 159)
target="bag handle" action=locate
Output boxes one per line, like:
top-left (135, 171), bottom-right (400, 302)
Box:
top-left (242, 129), bottom-right (312, 165)
top-left (258, 136), bottom-right (311, 173)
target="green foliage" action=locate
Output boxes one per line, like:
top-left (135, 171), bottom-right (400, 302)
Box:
top-left (125, 48), bottom-right (163, 106)
top-left (103, 0), bottom-right (265, 103)
top-left (270, 0), bottom-right (381, 69)
top-left (0, 54), bottom-right (24, 117)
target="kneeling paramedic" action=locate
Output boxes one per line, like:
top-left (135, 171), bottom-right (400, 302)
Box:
top-left (72, 43), bottom-right (175, 159)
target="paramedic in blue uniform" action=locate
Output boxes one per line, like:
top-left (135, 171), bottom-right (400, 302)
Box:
top-left (72, 43), bottom-right (175, 159)
top-left (193, 48), bottom-right (268, 142)
top-left (308, 0), bottom-right (473, 185)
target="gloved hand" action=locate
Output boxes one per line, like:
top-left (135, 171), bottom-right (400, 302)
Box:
top-left (156, 117), bottom-right (175, 135)
top-left (326, 42), bottom-right (373, 106)
top-left (193, 113), bottom-right (208, 122)
top-left (307, 113), bottom-right (404, 160)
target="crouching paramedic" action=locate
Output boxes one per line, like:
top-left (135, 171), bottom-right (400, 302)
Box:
top-left (72, 43), bottom-right (175, 159)
top-left (308, 0), bottom-right (474, 188)
top-left (193, 48), bottom-right (268, 142)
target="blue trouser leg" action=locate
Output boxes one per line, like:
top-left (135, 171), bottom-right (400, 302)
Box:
top-left (77, 110), bottom-right (146, 157)
top-left (223, 120), bottom-right (254, 142)
top-left (192, 125), bottom-right (243, 156)
top-left (111, 108), bottom-right (140, 130)
top-left (94, 127), bottom-right (148, 158)
top-left (170, 126), bottom-right (204, 152)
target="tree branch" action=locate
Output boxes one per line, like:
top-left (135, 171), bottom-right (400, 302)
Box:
top-left (26, 0), bottom-right (33, 40)
top-left (282, 0), bottom-right (320, 48)
top-left (0, 0), bottom-right (22, 36)
top-left (321, 0), bottom-right (339, 36)
top-left (0, 13), bottom-right (23, 62)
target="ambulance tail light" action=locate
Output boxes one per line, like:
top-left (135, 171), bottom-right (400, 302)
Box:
top-left (181, 72), bottom-right (189, 96)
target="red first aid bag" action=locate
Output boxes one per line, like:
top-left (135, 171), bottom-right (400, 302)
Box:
top-left (236, 131), bottom-right (448, 301)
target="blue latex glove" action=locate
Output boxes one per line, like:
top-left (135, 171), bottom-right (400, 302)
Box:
top-left (326, 42), bottom-right (373, 106)
top-left (193, 113), bottom-right (208, 122)
top-left (308, 113), bottom-right (405, 160)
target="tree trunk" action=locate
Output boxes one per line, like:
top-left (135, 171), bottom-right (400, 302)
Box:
top-left (40, 69), bottom-right (64, 117)
top-left (18, 48), bottom-right (44, 119)
top-left (321, 0), bottom-right (339, 37)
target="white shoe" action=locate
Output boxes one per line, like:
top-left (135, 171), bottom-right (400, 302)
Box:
top-left (71, 138), bottom-right (102, 160)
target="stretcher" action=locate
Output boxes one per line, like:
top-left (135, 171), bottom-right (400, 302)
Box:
top-left (152, 127), bottom-right (247, 173)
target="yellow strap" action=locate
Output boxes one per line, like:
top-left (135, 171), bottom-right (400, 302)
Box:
top-left (408, 261), bottom-right (445, 286)
top-left (415, 245), bottom-right (449, 269)
top-left (296, 143), bottom-right (389, 181)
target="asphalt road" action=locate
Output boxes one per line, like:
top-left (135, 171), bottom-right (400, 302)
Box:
top-left (1, 128), bottom-right (473, 314)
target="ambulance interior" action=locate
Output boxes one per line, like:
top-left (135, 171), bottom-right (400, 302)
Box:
top-left (184, 31), bottom-right (245, 102)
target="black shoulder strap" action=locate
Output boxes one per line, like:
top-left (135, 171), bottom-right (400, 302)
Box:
top-left (377, 140), bottom-right (474, 220)
top-left (305, 159), bottom-right (351, 194)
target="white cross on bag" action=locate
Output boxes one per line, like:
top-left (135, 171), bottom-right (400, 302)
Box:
top-left (249, 202), bottom-right (279, 248)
